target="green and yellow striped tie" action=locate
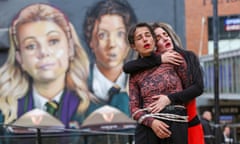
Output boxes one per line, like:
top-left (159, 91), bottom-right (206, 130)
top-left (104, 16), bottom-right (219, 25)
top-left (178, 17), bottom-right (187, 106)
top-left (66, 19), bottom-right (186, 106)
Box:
top-left (45, 101), bottom-right (59, 116)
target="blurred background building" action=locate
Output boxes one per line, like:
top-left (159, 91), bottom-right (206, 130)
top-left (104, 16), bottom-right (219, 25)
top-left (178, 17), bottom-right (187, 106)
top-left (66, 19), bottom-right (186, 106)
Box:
top-left (185, 0), bottom-right (240, 120)
top-left (185, 0), bottom-right (240, 142)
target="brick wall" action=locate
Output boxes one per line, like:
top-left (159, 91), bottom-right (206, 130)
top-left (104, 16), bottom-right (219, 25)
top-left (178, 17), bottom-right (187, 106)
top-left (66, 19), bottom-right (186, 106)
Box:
top-left (185, 0), bottom-right (240, 56)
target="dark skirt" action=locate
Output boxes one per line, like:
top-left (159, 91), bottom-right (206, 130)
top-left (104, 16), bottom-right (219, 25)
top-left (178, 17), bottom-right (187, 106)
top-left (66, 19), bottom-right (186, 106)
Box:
top-left (135, 105), bottom-right (188, 144)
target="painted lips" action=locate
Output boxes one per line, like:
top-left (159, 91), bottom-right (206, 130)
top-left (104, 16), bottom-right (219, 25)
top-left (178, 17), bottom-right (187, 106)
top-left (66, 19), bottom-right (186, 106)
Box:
top-left (39, 63), bottom-right (55, 70)
top-left (165, 42), bottom-right (171, 48)
top-left (144, 44), bottom-right (151, 49)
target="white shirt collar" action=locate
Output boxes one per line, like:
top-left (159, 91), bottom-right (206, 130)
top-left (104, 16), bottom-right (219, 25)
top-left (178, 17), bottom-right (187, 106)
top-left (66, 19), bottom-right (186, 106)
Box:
top-left (92, 64), bottom-right (127, 101)
top-left (33, 86), bottom-right (63, 110)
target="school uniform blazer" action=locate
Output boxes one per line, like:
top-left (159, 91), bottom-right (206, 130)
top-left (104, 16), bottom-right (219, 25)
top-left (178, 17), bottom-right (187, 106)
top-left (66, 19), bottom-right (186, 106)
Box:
top-left (17, 88), bottom-right (82, 128)
top-left (85, 64), bottom-right (130, 118)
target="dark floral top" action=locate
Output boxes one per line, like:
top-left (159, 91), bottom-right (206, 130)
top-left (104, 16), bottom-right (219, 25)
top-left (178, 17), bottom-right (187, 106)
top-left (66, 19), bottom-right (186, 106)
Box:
top-left (129, 55), bottom-right (188, 127)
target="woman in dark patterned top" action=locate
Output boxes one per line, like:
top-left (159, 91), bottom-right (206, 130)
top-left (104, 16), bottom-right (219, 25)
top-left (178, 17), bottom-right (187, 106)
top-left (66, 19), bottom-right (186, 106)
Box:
top-left (127, 22), bottom-right (189, 144)
top-left (125, 22), bottom-right (205, 144)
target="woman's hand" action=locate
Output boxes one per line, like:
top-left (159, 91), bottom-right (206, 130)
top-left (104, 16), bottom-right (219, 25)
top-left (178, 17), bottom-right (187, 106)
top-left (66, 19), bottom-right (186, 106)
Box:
top-left (161, 50), bottom-right (183, 65)
top-left (151, 119), bottom-right (171, 139)
top-left (148, 95), bottom-right (171, 113)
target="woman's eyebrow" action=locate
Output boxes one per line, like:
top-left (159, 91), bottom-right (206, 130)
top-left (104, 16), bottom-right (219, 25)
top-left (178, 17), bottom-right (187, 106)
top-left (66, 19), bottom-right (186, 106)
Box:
top-left (21, 36), bottom-right (36, 44)
top-left (47, 30), bottom-right (61, 36)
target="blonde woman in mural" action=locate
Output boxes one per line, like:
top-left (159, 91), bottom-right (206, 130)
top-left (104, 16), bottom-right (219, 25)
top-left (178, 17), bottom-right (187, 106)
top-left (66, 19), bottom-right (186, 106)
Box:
top-left (0, 3), bottom-right (92, 129)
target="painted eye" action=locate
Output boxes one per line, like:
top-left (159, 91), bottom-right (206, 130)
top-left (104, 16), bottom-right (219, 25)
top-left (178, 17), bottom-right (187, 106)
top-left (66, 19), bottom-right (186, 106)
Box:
top-left (117, 30), bottom-right (126, 38)
top-left (49, 39), bottom-right (59, 46)
top-left (98, 31), bottom-right (108, 40)
top-left (25, 43), bottom-right (37, 50)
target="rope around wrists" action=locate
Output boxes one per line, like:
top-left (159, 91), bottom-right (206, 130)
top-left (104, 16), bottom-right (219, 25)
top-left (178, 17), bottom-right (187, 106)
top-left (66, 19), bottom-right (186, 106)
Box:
top-left (132, 108), bottom-right (188, 124)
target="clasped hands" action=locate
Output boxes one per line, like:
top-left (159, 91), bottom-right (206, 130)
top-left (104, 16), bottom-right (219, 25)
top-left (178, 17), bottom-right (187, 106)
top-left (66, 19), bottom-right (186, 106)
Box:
top-left (148, 94), bottom-right (172, 139)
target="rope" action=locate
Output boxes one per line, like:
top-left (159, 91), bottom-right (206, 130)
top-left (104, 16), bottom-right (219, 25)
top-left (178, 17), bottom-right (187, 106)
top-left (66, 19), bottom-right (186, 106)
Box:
top-left (132, 107), bottom-right (188, 124)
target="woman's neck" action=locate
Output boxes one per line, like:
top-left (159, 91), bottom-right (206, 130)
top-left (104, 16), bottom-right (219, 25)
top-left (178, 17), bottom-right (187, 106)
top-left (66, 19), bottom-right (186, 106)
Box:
top-left (33, 76), bottom-right (65, 100)
top-left (96, 64), bottom-right (123, 82)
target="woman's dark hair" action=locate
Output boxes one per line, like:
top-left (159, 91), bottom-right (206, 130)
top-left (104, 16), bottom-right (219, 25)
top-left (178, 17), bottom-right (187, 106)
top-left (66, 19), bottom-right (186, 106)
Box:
top-left (128, 22), bottom-right (156, 45)
top-left (151, 22), bottom-right (183, 48)
top-left (83, 0), bottom-right (137, 48)
top-left (151, 22), bottom-right (204, 89)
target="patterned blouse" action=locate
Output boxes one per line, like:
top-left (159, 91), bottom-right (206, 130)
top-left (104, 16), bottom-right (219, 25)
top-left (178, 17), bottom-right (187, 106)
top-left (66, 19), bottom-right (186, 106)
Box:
top-left (129, 55), bottom-right (188, 127)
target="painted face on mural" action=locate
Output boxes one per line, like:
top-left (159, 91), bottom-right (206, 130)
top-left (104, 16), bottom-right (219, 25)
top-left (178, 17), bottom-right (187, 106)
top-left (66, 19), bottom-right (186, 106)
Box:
top-left (90, 14), bottom-right (129, 70)
top-left (16, 21), bottom-right (70, 83)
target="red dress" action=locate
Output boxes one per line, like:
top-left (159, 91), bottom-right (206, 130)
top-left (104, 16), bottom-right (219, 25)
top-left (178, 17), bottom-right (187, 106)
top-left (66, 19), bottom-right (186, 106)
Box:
top-left (187, 99), bottom-right (205, 144)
